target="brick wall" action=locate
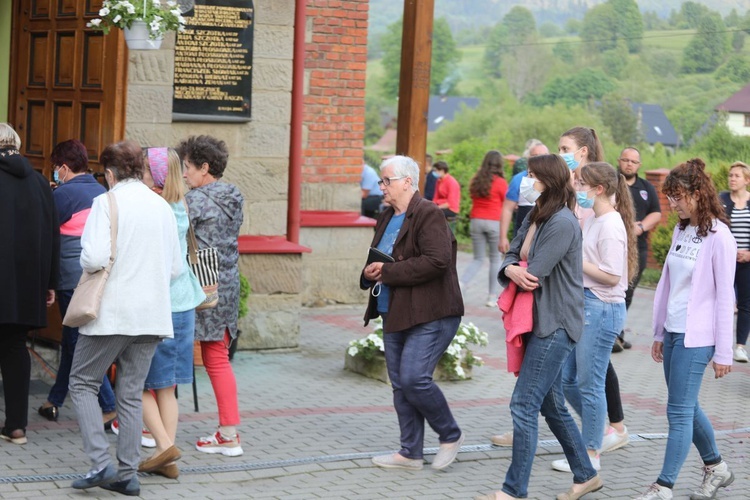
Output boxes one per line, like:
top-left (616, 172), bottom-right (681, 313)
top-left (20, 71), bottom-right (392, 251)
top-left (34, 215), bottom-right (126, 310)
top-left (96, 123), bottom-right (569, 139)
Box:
top-left (303, 0), bottom-right (368, 187)
top-left (645, 168), bottom-right (671, 269)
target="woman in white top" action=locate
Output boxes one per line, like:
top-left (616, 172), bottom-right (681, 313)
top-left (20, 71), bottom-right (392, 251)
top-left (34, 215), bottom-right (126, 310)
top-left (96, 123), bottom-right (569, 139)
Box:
top-left (68, 140), bottom-right (182, 496)
top-left (557, 162), bottom-right (637, 473)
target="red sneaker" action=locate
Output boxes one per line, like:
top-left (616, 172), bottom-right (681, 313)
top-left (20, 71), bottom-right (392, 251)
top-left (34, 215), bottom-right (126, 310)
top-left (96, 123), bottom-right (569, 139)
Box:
top-left (195, 430), bottom-right (244, 457)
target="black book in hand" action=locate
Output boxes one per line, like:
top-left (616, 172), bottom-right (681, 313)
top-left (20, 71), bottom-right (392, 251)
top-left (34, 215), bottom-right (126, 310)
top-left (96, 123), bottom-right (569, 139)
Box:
top-left (367, 247), bottom-right (395, 265)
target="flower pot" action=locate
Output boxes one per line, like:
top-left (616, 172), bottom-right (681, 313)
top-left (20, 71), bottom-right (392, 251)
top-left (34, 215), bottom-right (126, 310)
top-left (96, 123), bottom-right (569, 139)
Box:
top-left (124, 20), bottom-right (163, 50)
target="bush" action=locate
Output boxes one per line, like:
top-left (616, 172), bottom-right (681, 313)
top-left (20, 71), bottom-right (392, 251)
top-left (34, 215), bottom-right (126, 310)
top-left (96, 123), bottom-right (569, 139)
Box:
top-left (639, 267), bottom-right (662, 287)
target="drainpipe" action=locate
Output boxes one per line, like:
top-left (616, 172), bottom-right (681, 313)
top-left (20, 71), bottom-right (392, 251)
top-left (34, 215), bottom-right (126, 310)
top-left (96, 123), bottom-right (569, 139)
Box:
top-left (287, 0), bottom-right (305, 245)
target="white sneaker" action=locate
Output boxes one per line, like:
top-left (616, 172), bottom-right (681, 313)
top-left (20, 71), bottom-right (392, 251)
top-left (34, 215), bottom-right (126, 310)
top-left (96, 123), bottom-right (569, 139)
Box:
top-left (690, 461), bottom-right (734, 500)
top-left (551, 454), bottom-right (600, 473)
top-left (110, 419), bottom-right (156, 448)
top-left (635, 483), bottom-right (673, 499)
top-left (485, 294), bottom-right (497, 307)
top-left (733, 346), bottom-right (748, 362)
top-left (601, 425), bottom-right (629, 453)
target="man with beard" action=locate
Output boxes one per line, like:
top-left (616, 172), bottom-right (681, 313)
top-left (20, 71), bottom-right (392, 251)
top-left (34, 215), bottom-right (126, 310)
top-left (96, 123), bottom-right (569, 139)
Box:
top-left (614, 147), bottom-right (661, 352)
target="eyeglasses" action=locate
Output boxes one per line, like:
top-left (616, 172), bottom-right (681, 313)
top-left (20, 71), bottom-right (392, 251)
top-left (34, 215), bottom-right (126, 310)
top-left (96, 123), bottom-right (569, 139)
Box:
top-left (378, 176), bottom-right (406, 187)
top-left (618, 158), bottom-right (641, 165)
top-left (666, 195), bottom-right (683, 204)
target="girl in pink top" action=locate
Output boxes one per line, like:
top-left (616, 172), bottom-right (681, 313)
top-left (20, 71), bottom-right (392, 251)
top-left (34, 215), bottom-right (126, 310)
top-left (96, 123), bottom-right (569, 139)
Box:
top-left (460, 151), bottom-right (508, 306)
top-left (558, 162), bottom-right (638, 474)
top-left (636, 159), bottom-right (735, 500)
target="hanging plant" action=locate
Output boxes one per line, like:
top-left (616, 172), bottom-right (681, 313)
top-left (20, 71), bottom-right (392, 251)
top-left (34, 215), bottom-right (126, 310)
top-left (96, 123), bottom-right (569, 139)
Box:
top-left (87, 0), bottom-right (186, 40)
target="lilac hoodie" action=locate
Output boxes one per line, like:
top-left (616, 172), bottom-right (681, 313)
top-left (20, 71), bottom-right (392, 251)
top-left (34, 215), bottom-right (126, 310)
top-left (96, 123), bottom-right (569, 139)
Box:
top-left (652, 220), bottom-right (736, 365)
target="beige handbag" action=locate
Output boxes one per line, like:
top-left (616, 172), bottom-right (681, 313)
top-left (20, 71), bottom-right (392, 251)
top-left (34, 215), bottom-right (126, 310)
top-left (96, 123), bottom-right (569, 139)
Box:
top-left (62, 192), bottom-right (118, 328)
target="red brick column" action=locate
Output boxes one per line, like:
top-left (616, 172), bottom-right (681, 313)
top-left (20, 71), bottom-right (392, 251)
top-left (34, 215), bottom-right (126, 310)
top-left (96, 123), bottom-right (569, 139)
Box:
top-left (303, 0), bottom-right (368, 184)
top-left (645, 168), bottom-right (671, 269)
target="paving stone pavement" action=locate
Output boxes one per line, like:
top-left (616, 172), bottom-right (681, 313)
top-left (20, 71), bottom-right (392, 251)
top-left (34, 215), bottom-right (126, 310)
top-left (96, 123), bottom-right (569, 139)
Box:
top-left (2, 251), bottom-right (748, 499)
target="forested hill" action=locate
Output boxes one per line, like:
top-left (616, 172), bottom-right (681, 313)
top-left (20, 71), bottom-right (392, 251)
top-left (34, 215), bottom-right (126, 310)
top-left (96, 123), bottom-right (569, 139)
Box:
top-left (367, 0), bottom-right (750, 40)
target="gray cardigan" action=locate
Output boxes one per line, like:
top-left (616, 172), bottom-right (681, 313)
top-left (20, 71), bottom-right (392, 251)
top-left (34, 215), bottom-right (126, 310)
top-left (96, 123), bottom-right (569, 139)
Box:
top-left (498, 207), bottom-right (584, 342)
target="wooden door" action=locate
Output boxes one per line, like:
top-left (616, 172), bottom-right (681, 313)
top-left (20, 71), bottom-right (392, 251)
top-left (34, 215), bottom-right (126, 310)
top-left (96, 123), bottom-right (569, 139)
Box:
top-left (10, 0), bottom-right (127, 178)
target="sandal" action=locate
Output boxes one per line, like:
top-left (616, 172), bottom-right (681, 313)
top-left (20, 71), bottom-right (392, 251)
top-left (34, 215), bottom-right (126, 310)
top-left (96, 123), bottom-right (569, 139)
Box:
top-left (0, 427), bottom-right (27, 445)
top-left (38, 404), bottom-right (59, 422)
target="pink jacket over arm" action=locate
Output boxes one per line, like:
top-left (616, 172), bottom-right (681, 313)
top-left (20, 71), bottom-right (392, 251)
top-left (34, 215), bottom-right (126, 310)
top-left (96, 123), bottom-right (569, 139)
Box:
top-left (498, 261), bottom-right (533, 376)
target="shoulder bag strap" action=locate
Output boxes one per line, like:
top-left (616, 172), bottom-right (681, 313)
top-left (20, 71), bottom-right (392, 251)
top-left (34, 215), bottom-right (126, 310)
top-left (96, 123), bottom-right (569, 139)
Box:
top-left (106, 191), bottom-right (118, 268)
top-left (183, 199), bottom-right (198, 266)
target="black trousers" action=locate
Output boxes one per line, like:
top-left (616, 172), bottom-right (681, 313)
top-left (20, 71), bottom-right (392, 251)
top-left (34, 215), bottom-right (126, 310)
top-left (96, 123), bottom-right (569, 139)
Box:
top-left (621, 247), bottom-right (648, 339)
top-left (605, 361), bottom-right (624, 424)
top-left (0, 324), bottom-right (31, 431)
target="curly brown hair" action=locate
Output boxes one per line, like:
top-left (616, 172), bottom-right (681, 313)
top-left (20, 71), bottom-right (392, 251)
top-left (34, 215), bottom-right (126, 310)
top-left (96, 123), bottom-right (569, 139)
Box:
top-left (662, 158), bottom-right (728, 237)
top-left (176, 135), bottom-right (229, 179)
top-left (100, 140), bottom-right (144, 180)
top-left (469, 150), bottom-right (504, 198)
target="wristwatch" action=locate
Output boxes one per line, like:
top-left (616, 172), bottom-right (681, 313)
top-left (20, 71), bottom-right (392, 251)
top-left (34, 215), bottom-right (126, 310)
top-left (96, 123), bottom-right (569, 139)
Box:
top-left (637, 222), bottom-right (644, 232)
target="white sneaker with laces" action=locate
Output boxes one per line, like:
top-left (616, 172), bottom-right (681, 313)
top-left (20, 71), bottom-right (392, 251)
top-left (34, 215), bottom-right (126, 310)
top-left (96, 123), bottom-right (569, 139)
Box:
top-left (551, 454), bottom-right (600, 473)
top-left (733, 346), bottom-right (748, 362)
top-left (689, 461), bottom-right (734, 500)
top-left (601, 425), bottom-right (629, 453)
top-left (635, 483), bottom-right (673, 499)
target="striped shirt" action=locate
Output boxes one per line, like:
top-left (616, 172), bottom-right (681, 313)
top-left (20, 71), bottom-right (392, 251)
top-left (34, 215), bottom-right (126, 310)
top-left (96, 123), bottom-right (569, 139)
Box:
top-left (731, 206), bottom-right (750, 250)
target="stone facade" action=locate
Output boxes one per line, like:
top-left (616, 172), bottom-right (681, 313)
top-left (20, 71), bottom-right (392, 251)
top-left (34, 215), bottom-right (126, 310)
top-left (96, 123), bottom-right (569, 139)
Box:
top-left (124, 0), bottom-right (371, 349)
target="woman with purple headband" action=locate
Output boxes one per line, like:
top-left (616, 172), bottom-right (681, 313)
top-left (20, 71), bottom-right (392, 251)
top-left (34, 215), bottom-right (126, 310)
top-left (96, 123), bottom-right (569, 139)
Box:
top-left (135, 147), bottom-right (205, 478)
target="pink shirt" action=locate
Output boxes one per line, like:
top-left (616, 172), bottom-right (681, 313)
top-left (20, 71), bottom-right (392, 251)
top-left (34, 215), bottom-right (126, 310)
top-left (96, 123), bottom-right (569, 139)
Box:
top-left (582, 211), bottom-right (628, 303)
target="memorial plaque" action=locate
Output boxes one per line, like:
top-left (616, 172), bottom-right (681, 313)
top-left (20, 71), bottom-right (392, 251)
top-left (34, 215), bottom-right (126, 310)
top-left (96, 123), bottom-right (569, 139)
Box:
top-left (172, 0), bottom-right (253, 122)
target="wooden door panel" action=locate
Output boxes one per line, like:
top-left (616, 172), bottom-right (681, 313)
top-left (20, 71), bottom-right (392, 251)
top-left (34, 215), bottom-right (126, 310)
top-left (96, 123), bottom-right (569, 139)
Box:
top-left (84, 0), bottom-right (102, 16)
top-left (81, 102), bottom-right (101, 159)
top-left (24, 100), bottom-right (47, 155)
top-left (57, 0), bottom-right (77, 17)
top-left (52, 101), bottom-right (75, 145)
top-left (54, 32), bottom-right (76, 87)
top-left (31, 0), bottom-right (51, 18)
top-left (82, 32), bottom-right (103, 87)
top-left (29, 33), bottom-right (49, 86)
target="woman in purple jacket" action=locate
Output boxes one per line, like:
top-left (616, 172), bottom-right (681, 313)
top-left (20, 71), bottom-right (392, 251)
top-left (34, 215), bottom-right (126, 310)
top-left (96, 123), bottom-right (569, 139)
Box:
top-left (635, 159), bottom-right (735, 500)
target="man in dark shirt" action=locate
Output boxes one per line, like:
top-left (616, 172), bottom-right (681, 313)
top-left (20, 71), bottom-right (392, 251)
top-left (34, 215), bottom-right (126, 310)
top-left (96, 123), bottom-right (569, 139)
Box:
top-left (423, 153), bottom-right (437, 201)
top-left (615, 147), bottom-right (662, 351)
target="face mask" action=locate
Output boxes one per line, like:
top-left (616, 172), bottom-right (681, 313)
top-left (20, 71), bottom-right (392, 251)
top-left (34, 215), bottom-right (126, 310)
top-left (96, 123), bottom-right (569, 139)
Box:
top-left (53, 170), bottom-right (60, 184)
top-left (520, 175), bottom-right (541, 204)
top-left (561, 152), bottom-right (579, 171)
top-left (576, 190), bottom-right (595, 209)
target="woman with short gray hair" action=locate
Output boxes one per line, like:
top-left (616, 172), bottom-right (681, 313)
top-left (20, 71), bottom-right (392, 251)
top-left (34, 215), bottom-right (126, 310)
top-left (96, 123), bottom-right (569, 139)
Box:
top-left (360, 154), bottom-right (465, 471)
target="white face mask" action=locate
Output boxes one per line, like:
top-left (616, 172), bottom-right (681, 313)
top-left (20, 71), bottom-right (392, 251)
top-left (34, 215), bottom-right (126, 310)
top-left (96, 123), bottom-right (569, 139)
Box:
top-left (520, 175), bottom-right (541, 204)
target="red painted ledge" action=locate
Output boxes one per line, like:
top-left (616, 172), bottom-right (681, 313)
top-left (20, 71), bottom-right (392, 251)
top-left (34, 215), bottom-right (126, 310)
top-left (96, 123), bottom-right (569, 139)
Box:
top-left (238, 235), bottom-right (311, 254)
top-left (300, 210), bottom-right (377, 227)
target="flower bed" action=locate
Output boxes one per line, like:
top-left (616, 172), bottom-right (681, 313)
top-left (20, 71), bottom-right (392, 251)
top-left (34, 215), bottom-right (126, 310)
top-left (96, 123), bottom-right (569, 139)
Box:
top-left (345, 318), bottom-right (488, 383)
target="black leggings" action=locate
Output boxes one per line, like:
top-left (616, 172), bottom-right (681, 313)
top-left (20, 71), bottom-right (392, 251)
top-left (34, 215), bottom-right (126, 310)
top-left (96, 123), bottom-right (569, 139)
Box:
top-left (605, 361), bottom-right (624, 424)
top-left (0, 325), bottom-right (31, 431)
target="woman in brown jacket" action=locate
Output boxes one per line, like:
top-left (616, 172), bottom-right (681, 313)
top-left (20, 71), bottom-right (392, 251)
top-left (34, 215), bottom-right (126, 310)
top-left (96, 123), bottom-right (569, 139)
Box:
top-left (361, 155), bottom-right (465, 471)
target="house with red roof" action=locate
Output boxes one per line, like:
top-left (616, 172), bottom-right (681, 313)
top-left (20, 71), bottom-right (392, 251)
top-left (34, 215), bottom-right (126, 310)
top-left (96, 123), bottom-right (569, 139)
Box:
top-left (716, 83), bottom-right (750, 136)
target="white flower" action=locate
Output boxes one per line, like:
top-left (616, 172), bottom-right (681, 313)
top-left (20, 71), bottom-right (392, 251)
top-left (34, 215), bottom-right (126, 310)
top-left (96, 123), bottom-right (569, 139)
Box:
top-left (99, 7), bottom-right (110, 16)
top-left (170, 8), bottom-right (180, 16)
top-left (455, 365), bottom-right (466, 378)
top-left (150, 20), bottom-right (160, 31)
top-left (87, 18), bottom-right (102, 26)
top-left (112, 14), bottom-right (121, 23)
top-left (455, 334), bottom-right (467, 345)
top-left (152, 0), bottom-right (161, 6)
top-left (348, 346), bottom-right (359, 357)
top-left (166, 0), bottom-right (176, 5)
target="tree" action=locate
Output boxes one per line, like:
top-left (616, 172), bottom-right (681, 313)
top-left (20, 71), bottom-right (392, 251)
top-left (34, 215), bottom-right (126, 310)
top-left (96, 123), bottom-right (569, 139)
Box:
top-left (538, 21), bottom-right (563, 38)
top-left (378, 17), bottom-right (461, 100)
top-left (581, 3), bottom-right (618, 52)
top-left (483, 6), bottom-right (536, 79)
top-left (601, 42), bottom-right (629, 79)
top-left (599, 94), bottom-right (640, 145)
top-left (715, 54), bottom-right (750, 84)
top-left (681, 2), bottom-right (711, 29)
top-left (528, 69), bottom-right (615, 107)
top-left (732, 31), bottom-right (745, 52)
top-left (553, 42), bottom-right (575, 64)
top-left (725, 8), bottom-right (740, 28)
top-left (610, 0), bottom-right (643, 54)
top-left (565, 18), bottom-right (582, 35)
top-left (682, 14), bottom-right (730, 74)
top-left (502, 44), bottom-right (553, 101)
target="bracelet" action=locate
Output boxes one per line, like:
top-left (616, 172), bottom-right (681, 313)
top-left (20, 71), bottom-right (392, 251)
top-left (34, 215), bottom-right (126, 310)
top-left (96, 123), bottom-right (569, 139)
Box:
top-left (637, 222), bottom-right (644, 231)
top-left (504, 265), bottom-right (513, 277)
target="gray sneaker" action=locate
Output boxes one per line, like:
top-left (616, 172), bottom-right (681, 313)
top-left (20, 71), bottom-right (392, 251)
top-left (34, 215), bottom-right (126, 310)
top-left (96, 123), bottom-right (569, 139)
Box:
top-left (690, 461), bottom-right (734, 500)
top-left (432, 432), bottom-right (464, 470)
top-left (372, 453), bottom-right (423, 470)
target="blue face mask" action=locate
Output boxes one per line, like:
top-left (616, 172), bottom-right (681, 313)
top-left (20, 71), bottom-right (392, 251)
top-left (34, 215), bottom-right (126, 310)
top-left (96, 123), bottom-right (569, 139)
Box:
top-left (561, 152), bottom-right (579, 171)
top-left (576, 190), bottom-right (594, 209)
top-left (53, 170), bottom-right (60, 184)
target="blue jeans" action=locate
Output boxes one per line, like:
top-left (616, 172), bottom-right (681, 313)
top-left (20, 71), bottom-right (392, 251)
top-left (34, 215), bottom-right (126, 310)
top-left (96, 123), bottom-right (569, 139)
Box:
top-left (657, 331), bottom-right (721, 488)
top-left (562, 290), bottom-right (624, 451)
top-left (47, 289), bottom-right (115, 412)
top-left (383, 315), bottom-right (462, 459)
top-left (503, 329), bottom-right (597, 498)
top-left (460, 218), bottom-right (502, 295)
